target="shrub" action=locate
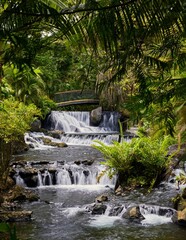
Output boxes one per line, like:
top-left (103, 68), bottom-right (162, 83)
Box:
top-left (93, 135), bottom-right (174, 188)
top-left (0, 98), bottom-right (41, 142)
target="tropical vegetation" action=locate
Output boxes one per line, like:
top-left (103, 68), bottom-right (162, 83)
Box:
top-left (93, 135), bottom-right (176, 189)
top-left (0, 0), bottom-right (186, 195)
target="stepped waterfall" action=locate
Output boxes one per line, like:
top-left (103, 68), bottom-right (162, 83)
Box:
top-left (12, 110), bottom-right (186, 240)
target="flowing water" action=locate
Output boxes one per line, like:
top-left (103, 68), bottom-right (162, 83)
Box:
top-left (13, 111), bottom-right (186, 240)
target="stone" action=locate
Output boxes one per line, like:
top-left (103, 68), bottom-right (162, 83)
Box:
top-left (96, 195), bottom-right (108, 203)
top-left (81, 160), bottom-right (94, 166)
top-left (182, 188), bottom-right (186, 199)
top-left (172, 189), bottom-right (186, 211)
top-left (42, 137), bottom-right (68, 148)
top-left (91, 203), bottom-right (107, 215)
top-left (30, 119), bottom-right (41, 132)
top-left (115, 185), bottom-right (123, 196)
top-left (48, 130), bottom-right (64, 139)
top-left (5, 185), bottom-right (39, 203)
top-left (172, 208), bottom-right (186, 227)
top-left (90, 107), bottom-right (102, 126)
top-left (122, 206), bottom-right (145, 223)
top-left (0, 210), bottom-right (32, 222)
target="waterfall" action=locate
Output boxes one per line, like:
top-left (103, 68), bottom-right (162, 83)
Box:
top-left (45, 111), bottom-right (120, 133)
top-left (54, 164), bottom-right (115, 186)
top-left (43, 170), bottom-right (53, 185)
top-left (15, 164), bottom-right (116, 188)
top-left (37, 171), bottom-right (43, 186)
top-left (42, 110), bottom-right (121, 145)
top-left (14, 171), bottom-right (25, 187)
top-left (24, 132), bottom-right (54, 149)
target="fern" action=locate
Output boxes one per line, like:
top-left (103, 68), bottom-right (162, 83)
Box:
top-left (93, 135), bottom-right (173, 188)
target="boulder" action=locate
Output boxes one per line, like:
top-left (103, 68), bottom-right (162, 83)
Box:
top-left (115, 185), bottom-right (123, 196)
top-left (172, 187), bottom-right (186, 226)
top-left (95, 195), bottom-right (108, 203)
top-left (0, 210), bottom-right (32, 222)
top-left (172, 208), bottom-right (186, 227)
top-left (173, 187), bottom-right (186, 211)
top-left (90, 203), bottom-right (107, 215)
top-left (42, 137), bottom-right (68, 148)
top-left (90, 107), bottom-right (102, 126)
top-left (48, 130), bottom-right (64, 139)
top-left (122, 206), bottom-right (145, 223)
top-left (74, 160), bottom-right (94, 166)
top-left (182, 188), bottom-right (186, 199)
top-left (50, 142), bottom-right (68, 148)
top-left (5, 185), bottom-right (39, 203)
top-left (30, 119), bottom-right (41, 132)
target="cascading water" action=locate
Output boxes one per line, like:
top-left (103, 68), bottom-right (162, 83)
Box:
top-left (41, 110), bottom-right (121, 145)
top-left (13, 143), bottom-right (186, 240)
top-left (13, 110), bottom-right (186, 240)
top-left (45, 111), bottom-right (120, 133)
top-left (13, 162), bottom-right (116, 188)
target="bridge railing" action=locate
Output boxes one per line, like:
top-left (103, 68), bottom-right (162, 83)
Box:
top-left (54, 90), bottom-right (98, 103)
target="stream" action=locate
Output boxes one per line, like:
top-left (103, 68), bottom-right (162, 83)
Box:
top-left (12, 111), bottom-right (186, 240)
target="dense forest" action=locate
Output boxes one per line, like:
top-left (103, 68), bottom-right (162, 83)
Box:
top-left (0, 0), bottom-right (186, 226)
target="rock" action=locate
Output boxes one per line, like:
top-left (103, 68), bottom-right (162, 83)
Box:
top-left (42, 137), bottom-right (68, 148)
top-left (50, 142), bottom-right (68, 148)
top-left (81, 160), bottom-right (94, 166)
top-left (12, 138), bottom-right (29, 154)
top-left (48, 130), bottom-right (64, 139)
top-left (74, 160), bottom-right (94, 166)
top-left (96, 195), bottom-right (108, 203)
top-left (122, 206), bottom-right (145, 223)
top-left (172, 208), bottom-right (186, 227)
top-left (182, 188), bottom-right (186, 199)
top-left (42, 137), bottom-right (52, 145)
top-left (5, 185), bottom-right (39, 203)
top-left (173, 188), bottom-right (186, 211)
top-left (0, 195), bottom-right (4, 206)
top-left (109, 205), bottom-right (124, 216)
top-left (90, 203), bottom-right (107, 215)
top-left (90, 107), bottom-right (102, 126)
top-left (30, 119), bottom-right (41, 132)
top-left (0, 210), bottom-right (32, 222)
top-left (74, 160), bottom-right (81, 165)
top-left (115, 185), bottom-right (123, 196)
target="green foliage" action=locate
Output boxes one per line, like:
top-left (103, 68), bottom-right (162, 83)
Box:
top-left (0, 98), bottom-right (41, 142)
top-left (0, 223), bottom-right (19, 240)
top-left (3, 65), bottom-right (46, 104)
top-left (93, 135), bottom-right (174, 188)
top-left (37, 96), bottom-right (57, 118)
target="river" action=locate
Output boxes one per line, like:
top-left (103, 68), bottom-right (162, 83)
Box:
top-left (12, 111), bottom-right (186, 239)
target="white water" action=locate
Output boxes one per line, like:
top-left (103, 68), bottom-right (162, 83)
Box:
top-left (42, 110), bottom-right (121, 145)
top-left (17, 110), bottom-right (184, 237)
top-left (14, 172), bottom-right (26, 187)
top-left (48, 111), bottom-right (119, 133)
top-left (14, 145), bottom-right (185, 240)
top-left (24, 132), bottom-right (55, 149)
top-left (15, 162), bottom-right (116, 188)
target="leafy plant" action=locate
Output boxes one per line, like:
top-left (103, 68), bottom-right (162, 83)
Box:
top-left (93, 135), bottom-right (174, 188)
top-left (0, 98), bottom-right (41, 189)
top-left (0, 223), bottom-right (19, 240)
top-left (0, 98), bottom-right (41, 142)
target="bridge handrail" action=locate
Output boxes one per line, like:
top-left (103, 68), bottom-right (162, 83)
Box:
top-left (54, 90), bottom-right (98, 103)
top-left (56, 99), bottom-right (99, 107)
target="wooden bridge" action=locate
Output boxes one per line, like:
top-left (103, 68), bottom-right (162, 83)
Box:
top-left (53, 90), bottom-right (99, 107)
